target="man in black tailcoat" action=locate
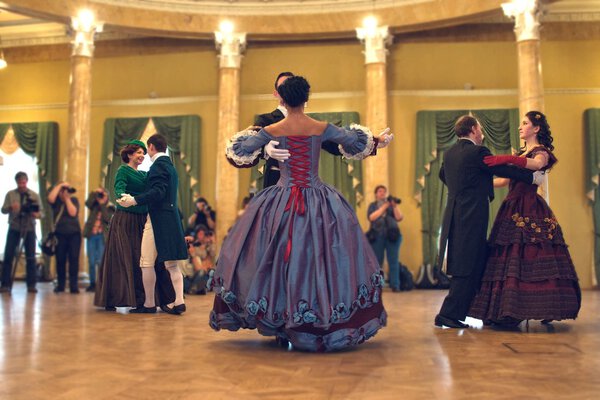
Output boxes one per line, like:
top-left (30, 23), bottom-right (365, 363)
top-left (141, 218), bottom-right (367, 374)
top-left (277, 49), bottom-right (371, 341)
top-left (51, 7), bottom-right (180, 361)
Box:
top-left (434, 115), bottom-right (543, 328)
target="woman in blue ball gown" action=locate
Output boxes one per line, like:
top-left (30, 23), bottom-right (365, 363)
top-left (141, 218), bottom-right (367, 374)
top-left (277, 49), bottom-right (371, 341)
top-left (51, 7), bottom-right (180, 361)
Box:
top-left (209, 76), bottom-right (393, 352)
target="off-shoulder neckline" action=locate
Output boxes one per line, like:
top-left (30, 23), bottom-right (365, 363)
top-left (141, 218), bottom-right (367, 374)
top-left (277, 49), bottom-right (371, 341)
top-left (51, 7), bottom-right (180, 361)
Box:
top-left (261, 123), bottom-right (333, 139)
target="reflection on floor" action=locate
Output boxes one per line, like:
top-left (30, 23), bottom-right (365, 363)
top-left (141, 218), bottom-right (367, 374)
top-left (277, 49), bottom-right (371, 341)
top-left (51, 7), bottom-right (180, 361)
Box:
top-left (1, 282), bottom-right (599, 399)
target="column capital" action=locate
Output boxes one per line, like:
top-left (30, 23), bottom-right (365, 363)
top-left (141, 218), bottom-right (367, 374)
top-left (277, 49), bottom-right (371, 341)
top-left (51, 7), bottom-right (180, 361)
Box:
top-left (70, 12), bottom-right (103, 57)
top-left (502, 0), bottom-right (542, 42)
top-left (356, 25), bottom-right (392, 64)
top-left (215, 31), bottom-right (246, 69)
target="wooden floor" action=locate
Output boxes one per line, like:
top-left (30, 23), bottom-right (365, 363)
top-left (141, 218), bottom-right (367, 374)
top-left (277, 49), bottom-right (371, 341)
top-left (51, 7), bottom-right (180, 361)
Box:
top-left (1, 283), bottom-right (599, 400)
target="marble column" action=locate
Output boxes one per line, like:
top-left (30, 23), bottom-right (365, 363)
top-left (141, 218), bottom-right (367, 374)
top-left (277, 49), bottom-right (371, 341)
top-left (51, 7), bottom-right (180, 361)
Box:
top-left (65, 13), bottom-right (102, 215)
top-left (356, 23), bottom-right (391, 202)
top-left (215, 30), bottom-right (246, 245)
top-left (503, 0), bottom-right (548, 200)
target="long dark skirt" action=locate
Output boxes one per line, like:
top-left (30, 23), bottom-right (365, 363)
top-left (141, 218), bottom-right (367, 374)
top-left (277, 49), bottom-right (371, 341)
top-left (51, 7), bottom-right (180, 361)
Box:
top-left (94, 210), bottom-right (146, 307)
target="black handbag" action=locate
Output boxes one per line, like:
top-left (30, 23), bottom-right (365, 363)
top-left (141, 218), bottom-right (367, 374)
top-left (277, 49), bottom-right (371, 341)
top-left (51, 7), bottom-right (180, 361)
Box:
top-left (414, 263), bottom-right (451, 289)
top-left (41, 205), bottom-right (64, 256)
top-left (41, 232), bottom-right (58, 256)
top-left (365, 228), bottom-right (378, 243)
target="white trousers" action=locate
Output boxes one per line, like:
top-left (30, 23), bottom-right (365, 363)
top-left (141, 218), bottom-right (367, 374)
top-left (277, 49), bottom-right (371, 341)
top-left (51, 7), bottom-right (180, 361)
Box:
top-left (140, 216), bottom-right (178, 269)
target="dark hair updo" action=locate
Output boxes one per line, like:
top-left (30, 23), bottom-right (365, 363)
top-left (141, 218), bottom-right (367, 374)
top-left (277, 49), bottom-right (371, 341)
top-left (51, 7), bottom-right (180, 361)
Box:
top-left (525, 111), bottom-right (554, 152)
top-left (276, 76), bottom-right (310, 108)
top-left (121, 144), bottom-right (144, 163)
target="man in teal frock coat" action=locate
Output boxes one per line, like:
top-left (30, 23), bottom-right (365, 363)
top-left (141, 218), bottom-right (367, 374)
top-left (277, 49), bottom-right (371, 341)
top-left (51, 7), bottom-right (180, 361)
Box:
top-left (119, 134), bottom-right (189, 315)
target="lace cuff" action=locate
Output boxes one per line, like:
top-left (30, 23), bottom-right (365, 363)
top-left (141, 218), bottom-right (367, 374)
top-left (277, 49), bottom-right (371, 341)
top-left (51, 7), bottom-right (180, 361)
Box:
top-left (338, 124), bottom-right (376, 160)
top-left (225, 129), bottom-right (263, 167)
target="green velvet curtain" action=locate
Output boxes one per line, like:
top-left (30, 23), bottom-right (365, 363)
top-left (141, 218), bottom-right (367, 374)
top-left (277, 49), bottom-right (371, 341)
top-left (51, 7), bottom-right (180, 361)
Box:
top-left (101, 115), bottom-right (201, 220)
top-left (584, 109), bottom-right (600, 285)
top-left (473, 109), bottom-right (521, 230)
top-left (0, 122), bottom-right (59, 278)
top-left (414, 109), bottom-right (520, 266)
top-left (249, 112), bottom-right (364, 207)
top-left (0, 124), bottom-right (9, 142)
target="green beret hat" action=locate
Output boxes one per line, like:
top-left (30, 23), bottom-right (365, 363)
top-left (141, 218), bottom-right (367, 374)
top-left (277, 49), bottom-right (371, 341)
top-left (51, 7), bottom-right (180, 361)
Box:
top-left (127, 139), bottom-right (147, 154)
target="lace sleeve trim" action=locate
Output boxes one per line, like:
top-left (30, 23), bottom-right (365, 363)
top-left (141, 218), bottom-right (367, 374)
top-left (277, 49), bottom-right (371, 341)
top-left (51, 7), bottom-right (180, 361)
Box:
top-left (338, 123), bottom-right (376, 160)
top-left (225, 129), bottom-right (263, 166)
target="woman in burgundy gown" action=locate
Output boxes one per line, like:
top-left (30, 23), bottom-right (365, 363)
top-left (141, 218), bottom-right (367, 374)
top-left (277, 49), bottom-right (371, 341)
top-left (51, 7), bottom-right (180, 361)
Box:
top-left (469, 111), bottom-right (581, 325)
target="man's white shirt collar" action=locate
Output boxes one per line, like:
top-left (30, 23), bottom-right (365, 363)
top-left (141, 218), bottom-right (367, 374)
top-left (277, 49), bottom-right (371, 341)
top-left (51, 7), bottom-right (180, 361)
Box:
top-left (459, 137), bottom-right (477, 145)
top-left (277, 105), bottom-right (288, 117)
top-left (151, 152), bottom-right (168, 162)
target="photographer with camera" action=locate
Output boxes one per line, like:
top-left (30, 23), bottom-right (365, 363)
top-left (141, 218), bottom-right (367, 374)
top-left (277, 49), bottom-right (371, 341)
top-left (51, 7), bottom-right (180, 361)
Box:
top-left (47, 182), bottom-right (81, 293)
top-left (82, 187), bottom-right (114, 292)
top-left (187, 197), bottom-right (216, 234)
top-left (0, 172), bottom-right (43, 294)
top-left (367, 185), bottom-right (404, 292)
top-left (182, 224), bottom-right (216, 295)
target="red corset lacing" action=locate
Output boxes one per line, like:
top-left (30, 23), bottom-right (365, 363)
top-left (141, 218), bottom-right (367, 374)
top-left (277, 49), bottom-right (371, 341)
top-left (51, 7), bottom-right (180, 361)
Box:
top-left (284, 136), bottom-right (311, 262)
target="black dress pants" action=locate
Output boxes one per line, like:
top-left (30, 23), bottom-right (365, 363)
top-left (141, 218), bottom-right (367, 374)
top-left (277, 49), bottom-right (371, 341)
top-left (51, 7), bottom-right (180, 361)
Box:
top-left (1, 229), bottom-right (37, 288)
top-left (55, 232), bottom-right (81, 290)
top-left (438, 271), bottom-right (483, 321)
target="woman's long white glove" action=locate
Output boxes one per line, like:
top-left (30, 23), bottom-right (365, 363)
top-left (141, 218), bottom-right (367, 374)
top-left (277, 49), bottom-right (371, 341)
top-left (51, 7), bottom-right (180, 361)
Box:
top-left (264, 140), bottom-right (291, 162)
top-left (377, 128), bottom-right (394, 149)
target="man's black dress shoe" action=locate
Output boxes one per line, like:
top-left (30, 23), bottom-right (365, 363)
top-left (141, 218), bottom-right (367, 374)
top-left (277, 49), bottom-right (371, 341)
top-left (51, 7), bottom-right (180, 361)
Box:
top-left (129, 306), bottom-right (157, 314)
top-left (434, 314), bottom-right (467, 329)
top-left (53, 287), bottom-right (65, 293)
top-left (104, 306), bottom-right (116, 311)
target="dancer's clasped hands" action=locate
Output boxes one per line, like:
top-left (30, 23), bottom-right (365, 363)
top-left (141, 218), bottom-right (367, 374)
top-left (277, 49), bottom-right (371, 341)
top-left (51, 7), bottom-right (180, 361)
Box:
top-left (117, 193), bottom-right (137, 207)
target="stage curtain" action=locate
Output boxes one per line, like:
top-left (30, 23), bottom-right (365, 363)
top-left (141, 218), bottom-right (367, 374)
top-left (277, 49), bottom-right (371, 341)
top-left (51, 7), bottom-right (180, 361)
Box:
top-left (584, 109), bottom-right (600, 285)
top-left (414, 109), bottom-right (519, 267)
top-left (473, 109), bottom-right (521, 231)
top-left (0, 124), bottom-right (9, 142)
top-left (8, 122), bottom-right (59, 278)
top-left (152, 115), bottom-right (201, 219)
top-left (101, 115), bottom-right (201, 221)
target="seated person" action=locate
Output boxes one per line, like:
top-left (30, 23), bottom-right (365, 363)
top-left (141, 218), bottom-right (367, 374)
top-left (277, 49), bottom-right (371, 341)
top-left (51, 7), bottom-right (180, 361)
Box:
top-left (181, 225), bottom-right (216, 295)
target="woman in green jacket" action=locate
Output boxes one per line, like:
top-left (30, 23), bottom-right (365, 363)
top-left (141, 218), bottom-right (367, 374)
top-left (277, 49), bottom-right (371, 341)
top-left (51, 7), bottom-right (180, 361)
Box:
top-left (94, 140), bottom-right (148, 310)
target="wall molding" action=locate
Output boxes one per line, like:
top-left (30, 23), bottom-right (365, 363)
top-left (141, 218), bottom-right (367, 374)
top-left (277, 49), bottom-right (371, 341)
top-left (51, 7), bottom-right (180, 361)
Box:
top-left (1, 88), bottom-right (598, 112)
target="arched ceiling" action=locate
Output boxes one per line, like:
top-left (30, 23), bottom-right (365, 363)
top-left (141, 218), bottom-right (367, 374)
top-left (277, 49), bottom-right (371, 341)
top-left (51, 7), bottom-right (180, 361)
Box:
top-left (0, 0), bottom-right (598, 48)
top-left (0, 0), bottom-right (510, 39)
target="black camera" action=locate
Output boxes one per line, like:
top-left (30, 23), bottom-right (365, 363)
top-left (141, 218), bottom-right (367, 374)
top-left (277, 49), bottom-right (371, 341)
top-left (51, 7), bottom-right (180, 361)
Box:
top-left (61, 186), bottom-right (76, 194)
top-left (96, 191), bottom-right (105, 199)
top-left (387, 195), bottom-right (401, 204)
top-left (21, 193), bottom-right (40, 214)
top-left (192, 241), bottom-right (202, 247)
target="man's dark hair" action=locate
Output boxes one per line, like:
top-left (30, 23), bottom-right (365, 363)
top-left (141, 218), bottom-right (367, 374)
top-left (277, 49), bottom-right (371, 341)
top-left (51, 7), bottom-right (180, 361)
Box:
top-left (120, 143), bottom-right (144, 163)
top-left (277, 76), bottom-right (310, 108)
top-left (275, 72), bottom-right (294, 89)
top-left (147, 134), bottom-right (168, 152)
top-left (454, 115), bottom-right (479, 138)
top-left (15, 171), bottom-right (28, 182)
top-left (196, 197), bottom-right (208, 205)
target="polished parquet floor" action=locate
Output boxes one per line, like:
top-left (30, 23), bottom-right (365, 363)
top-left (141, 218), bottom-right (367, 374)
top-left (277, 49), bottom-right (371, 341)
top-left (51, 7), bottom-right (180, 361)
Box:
top-left (1, 283), bottom-right (599, 400)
